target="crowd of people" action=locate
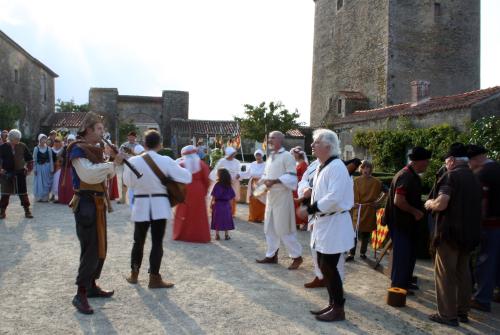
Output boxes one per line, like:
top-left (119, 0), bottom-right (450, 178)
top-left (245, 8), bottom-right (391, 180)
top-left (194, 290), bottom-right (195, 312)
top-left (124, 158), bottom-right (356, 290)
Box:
top-left (0, 114), bottom-right (498, 327)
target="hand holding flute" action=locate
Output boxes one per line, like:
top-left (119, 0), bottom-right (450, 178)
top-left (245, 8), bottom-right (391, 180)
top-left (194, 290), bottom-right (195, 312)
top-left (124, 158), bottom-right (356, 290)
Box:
top-left (101, 137), bottom-right (143, 178)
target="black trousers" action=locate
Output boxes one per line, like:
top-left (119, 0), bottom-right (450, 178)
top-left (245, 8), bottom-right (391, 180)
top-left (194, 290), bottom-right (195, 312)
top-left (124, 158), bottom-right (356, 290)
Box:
top-left (349, 231), bottom-right (372, 256)
top-left (131, 219), bottom-right (167, 274)
top-left (317, 252), bottom-right (345, 306)
top-left (389, 225), bottom-right (417, 289)
top-left (0, 193), bottom-right (30, 209)
top-left (75, 195), bottom-right (105, 288)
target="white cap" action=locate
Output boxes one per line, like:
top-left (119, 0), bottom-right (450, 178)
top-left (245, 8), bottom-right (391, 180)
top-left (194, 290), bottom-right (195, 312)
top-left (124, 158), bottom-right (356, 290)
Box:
top-left (225, 146), bottom-right (237, 158)
top-left (254, 149), bottom-right (264, 157)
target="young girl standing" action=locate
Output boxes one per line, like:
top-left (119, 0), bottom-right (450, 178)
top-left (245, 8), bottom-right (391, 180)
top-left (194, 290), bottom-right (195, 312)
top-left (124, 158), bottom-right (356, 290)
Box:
top-left (211, 168), bottom-right (236, 240)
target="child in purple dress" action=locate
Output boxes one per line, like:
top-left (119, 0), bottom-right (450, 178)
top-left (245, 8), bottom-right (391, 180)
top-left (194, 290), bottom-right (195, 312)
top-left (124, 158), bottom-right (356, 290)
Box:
top-left (211, 168), bottom-right (236, 240)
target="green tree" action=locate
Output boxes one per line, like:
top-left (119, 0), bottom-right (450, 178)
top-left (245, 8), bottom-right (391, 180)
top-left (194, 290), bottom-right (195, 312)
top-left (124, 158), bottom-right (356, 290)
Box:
top-left (0, 102), bottom-right (22, 130)
top-left (467, 116), bottom-right (500, 160)
top-left (55, 98), bottom-right (89, 113)
top-left (234, 102), bottom-right (301, 142)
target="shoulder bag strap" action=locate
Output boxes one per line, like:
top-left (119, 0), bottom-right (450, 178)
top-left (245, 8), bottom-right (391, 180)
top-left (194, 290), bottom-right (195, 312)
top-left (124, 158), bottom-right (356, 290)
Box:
top-left (141, 153), bottom-right (168, 185)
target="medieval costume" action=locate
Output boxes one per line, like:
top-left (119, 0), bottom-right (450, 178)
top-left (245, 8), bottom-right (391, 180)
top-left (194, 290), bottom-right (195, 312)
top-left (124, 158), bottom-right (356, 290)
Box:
top-left (173, 145), bottom-right (211, 243)
top-left (0, 129), bottom-right (34, 219)
top-left (210, 147), bottom-right (241, 215)
top-left (123, 137), bottom-right (192, 288)
top-left (33, 134), bottom-right (54, 202)
top-left (69, 113), bottom-right (117, 315)
top-left (246, 149), bottom-right (266, 223)
top-left (291, 146), bottom-right (309, 229)
top-left (58, 135), bottom-right (76, 205)
top-left (50, 140), bottom-right (64, 201)
top-left (256, 146), bottom-right (303, 270)
top-left (349, 173), bottom-right (384, 258)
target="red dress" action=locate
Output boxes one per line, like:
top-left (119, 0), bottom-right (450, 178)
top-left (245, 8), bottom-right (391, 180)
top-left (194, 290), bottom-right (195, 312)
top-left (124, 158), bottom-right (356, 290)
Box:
top-left (293, 160), bottom-right (308, 227)
top-left (173, 161), bottom-right (211, 243)
top-left (58, 166), bottom-right (74, 204)
top-left (108, 175), bottom-right (119, 200)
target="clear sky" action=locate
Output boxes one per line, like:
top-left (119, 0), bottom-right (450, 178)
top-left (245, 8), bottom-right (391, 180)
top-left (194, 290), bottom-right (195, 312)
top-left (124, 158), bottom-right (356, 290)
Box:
top-left (1, 0), bottom-right (499, 125)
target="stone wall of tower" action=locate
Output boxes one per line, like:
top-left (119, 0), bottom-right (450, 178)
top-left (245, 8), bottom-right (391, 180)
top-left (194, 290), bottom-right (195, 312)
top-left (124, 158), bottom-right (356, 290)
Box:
top-left (387, 0), bottom-right (480, 105)
top-left (310, 0), bottom-right (390, 127)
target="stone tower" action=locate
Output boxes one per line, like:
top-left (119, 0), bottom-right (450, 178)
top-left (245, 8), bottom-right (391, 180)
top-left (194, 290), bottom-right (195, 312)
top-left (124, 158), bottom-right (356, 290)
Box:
top-left (310, 0), bottom-right (480, 126)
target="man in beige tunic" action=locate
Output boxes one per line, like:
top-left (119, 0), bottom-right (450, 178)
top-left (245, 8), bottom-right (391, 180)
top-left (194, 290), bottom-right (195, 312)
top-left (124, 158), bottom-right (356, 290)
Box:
top-left (256, 131), bottom-right (303, 270)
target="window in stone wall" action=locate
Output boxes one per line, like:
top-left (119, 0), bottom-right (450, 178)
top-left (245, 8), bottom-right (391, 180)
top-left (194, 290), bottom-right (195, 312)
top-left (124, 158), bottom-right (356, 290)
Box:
top-left (14, 69), bottom-right (19, 83)
top-left (434, 2), bottom-right (442, 21)
top-left (337, 98), bottom-right (343, 116)
top-left (337, 0), bottom-right (343, 11)
top-left (41, 73), bottom-right (47, 102)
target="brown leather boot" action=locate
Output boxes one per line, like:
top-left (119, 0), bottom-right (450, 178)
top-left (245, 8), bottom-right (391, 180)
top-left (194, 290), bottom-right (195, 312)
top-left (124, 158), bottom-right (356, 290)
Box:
top-left (315, 305), bottom-right (345, 322)
top-left (256, 249), bottom-right (279, 264)
top-left (288, 256), bottom-right (303, 270)
top-left (310, 304), bottom-right (333, 315)
top-left (72, 287), bottom-right (94, 315)
top-left (304, 276), bottom-right (326, 288)
top-left (126, 271), bottom-right (139, 284)
top-left (0, 208), bottom-right (6, 219)
top-left (24, 207), bottom-right (33, 219)
top-left (148, 274), bottom-right (174, 289)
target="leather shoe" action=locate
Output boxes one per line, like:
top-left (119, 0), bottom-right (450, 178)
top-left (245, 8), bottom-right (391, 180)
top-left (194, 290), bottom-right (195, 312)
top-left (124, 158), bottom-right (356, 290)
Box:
top-left (72, 294), bottom-right (94, 314)
top-left (428, 313), bottom-right (458, 327)
top-left (470, 299), bottom-right (491, 312)
top-left (310, 304), bottom-right (332, 315)
top-left (458, 313), bottom-right (469, 323)
top-left (87, 285), bottom-right (114, 298)
top-left (256, 249), bottom-right (278, 264)
top-left (288, 256), bottom-right (303, 270)
top-left (315, 305), bottom-right (345, 322)
top-left (304, 277), bottom-right (326, 288)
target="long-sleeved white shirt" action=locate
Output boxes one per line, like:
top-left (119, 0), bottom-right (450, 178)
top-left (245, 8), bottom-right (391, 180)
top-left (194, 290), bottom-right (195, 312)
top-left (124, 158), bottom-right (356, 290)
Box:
top-left (72, 158), bottom-right (115, 185)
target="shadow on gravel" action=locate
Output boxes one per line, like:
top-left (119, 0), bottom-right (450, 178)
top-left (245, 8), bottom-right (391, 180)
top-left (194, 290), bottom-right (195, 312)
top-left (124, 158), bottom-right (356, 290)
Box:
top-left (0, 215), bottom-right (31, 284)
top-left (73, 306), bottom-right (119, 335)
top-left (134, 285), bottom-right (205, 334)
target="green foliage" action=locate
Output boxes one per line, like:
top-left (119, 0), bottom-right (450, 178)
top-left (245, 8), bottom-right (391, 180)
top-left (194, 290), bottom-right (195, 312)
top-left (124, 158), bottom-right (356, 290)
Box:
top-left (234, 102), bottom-right (301, 142)
top-left (55, 98), bottom-right (89, 113)
top-left (158, 148), bottom-right (176, 159)
top-left (0, 102), bottom-right (22, 130)
top-left (354, 124), bottom-right (461, 189)
top-left (466, 116), bottom-right (500, 160)
top-left (209, 148), bottom-right (224, 169)
top-left (118, 122), bottom-right (139, 144)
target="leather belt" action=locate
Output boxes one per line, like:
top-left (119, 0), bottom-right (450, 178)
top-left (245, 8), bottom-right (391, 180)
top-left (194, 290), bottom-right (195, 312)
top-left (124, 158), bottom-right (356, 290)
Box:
top-left (134, 194), bottom-right (168, 198)
top-left (317, 210), bottom-right (347, 217)
top-left (76, 190), bottom-right (105, 196)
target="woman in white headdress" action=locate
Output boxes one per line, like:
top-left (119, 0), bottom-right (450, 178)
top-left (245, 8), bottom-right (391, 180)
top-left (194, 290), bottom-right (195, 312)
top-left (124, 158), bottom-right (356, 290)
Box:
top-left (246, 149), bottom-right (266, 223)
top-left (33, 134), bottom-right (54, 202)
top-left (209, 146), bottom-right (241, 216)
top-left (173, 145), bottom-right (211, 242)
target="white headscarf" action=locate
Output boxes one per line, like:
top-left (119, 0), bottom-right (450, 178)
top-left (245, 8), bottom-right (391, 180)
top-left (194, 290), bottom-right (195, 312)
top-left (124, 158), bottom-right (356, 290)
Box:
top-left (178, 145), bottom-right (201, 174)
top-left (225, 146), bottom-right (237, 158)
top-left (67, 134), bottom-right (76, 141)
top-left (38, 133), bottom-right (47, 145)
top-left (254, 149), bottom-right (264, 157)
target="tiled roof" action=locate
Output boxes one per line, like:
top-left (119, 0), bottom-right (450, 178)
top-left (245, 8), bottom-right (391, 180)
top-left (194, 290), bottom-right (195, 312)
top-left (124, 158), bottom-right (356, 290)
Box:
top-left (338, 91), bottom-right (368, 101)
top-left (286, 129), bottom-right (304, 137)
top-left (170, 118), bottom-right (239, 136)
top-left (0, 30), bottom-right (58, 78)
top-left (333, 86), bottom-right (500, 125)
top-left (44, 112), bottom-right (87, 128)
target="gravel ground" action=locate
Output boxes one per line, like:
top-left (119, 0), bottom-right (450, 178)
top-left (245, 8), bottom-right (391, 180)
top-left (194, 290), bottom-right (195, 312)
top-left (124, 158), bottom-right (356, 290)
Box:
top-left (1, 178), bottom-right (499, 334)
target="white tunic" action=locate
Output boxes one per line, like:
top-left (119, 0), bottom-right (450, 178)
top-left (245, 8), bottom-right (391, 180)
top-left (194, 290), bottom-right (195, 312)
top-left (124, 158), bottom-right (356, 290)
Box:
top-left (245, 161), bottom-right (266, 203)
top-left (310, 158), bottom-right (355, 254)
top-left (209, 157), bottom-right (241, 201)
top-left (297, 159), bottom-right (319, 198)
top-left (123, 151), bottom-right (192, 222)
top-left (262, 147), bottom-right (298, 237)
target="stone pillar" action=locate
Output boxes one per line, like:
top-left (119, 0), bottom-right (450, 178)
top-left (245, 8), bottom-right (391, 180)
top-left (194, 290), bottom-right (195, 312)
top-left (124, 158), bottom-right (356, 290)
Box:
top-left (89, 88), bottom-right (119, 142)
top-left (161, 90), bottom-right (189, 147)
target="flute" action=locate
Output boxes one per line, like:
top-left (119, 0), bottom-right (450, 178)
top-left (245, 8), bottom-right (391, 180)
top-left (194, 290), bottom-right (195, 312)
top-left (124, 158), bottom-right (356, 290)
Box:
top-left (102, 137), bottom-right (143, 179)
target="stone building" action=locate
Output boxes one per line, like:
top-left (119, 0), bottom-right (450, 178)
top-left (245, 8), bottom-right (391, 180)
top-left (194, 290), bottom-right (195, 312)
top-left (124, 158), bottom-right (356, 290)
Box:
top-left (0, 29), bottom-right (58, 137)
top-left (331, 84), bottom-right (500, 160)
top-left (310, 0), bottom-right (480, 126)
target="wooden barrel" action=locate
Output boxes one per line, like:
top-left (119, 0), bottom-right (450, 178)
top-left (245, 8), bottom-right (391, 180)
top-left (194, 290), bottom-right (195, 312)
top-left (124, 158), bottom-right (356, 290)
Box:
top-left (387, 287), bottom-right (407, 307)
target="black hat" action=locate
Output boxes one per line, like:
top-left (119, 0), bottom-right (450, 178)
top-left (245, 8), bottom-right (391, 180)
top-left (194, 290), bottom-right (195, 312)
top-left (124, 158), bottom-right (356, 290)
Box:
top-left (344, 158), bottom-right (362, 167)
top-left (408, 146), bottom-right (432, 161)
top-left (127, 131), bottom-right (137, 137)
top-left (444, 142), bottom-right (467, 159)
top-left (466, 144), bottom-right (487, 158)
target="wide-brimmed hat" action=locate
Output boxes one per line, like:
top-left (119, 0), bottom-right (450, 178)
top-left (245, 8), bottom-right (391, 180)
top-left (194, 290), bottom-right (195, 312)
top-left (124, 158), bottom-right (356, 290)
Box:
top-left (408, 147), bottom-right (432, 161)
top-left (466, 144), bottom-right (487, 159)
top-left (444, 143), bottom-right (467, 159)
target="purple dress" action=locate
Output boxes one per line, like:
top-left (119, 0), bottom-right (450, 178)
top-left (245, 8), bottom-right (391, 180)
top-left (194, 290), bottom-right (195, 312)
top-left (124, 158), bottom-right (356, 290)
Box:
top-left (211, 183), bottom-right (236, 231)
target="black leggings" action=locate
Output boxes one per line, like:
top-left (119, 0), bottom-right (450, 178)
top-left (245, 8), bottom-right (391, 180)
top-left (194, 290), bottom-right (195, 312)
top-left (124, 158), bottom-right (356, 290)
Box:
top-left (317, 252), bottom-right (345, 306)
top-left (131, 219), bottom-right (167, 274)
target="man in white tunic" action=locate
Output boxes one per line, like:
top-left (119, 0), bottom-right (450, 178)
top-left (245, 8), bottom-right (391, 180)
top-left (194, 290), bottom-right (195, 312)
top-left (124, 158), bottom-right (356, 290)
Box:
top-left (298, 129), bottom-right (354, 322)
top-left (210, 146), bottom-right (241, 215)
top-left (123, 130), bottom-right (192, 289)
top-left (256, 131), bottom-right (303, 270)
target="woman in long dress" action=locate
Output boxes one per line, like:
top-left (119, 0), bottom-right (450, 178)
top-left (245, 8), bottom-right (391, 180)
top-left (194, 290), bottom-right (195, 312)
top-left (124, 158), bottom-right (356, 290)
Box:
top-left (58, 134), bottom-right (76, 204)
top-left (33, 134), bottom-right (54, 202)
top-left (50, 138), bottom-right (63, 202)
top-left (173, 145), bottom-right (211, 243)
top-left (246, 149), bottom-right (266, 223)
top-left (291, 146), bottom-right (308, 229)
